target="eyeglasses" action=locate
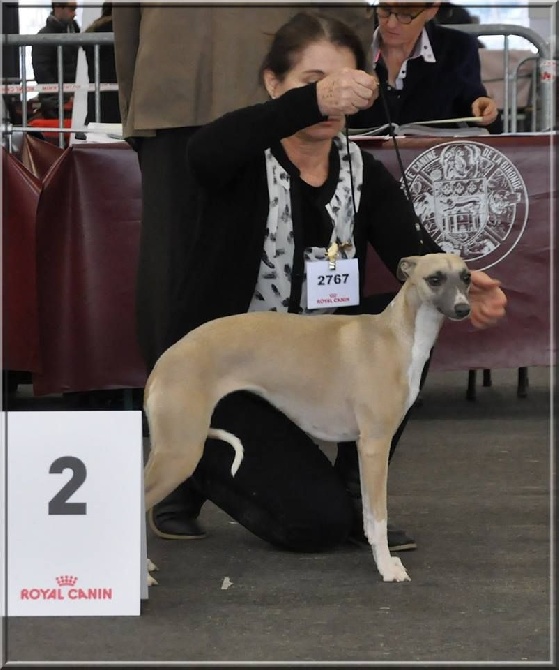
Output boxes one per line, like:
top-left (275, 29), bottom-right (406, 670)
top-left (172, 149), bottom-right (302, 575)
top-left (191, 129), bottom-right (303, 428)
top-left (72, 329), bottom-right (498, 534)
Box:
top-left (376, 5), bottom-right (426, 24)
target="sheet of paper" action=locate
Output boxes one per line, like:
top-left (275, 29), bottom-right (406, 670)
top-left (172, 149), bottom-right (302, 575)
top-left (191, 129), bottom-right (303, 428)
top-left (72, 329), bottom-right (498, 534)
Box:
top-left (409, 116), bottom-right (483, 126)
top-left (86, 122), bottom-right (123, 138)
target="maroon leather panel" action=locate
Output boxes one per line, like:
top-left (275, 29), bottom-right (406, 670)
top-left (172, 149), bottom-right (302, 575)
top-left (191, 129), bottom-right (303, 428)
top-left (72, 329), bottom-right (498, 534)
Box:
top-left (32, 143), bottom-right (146, 395)
top-left (2, 148), bottom-right (42, 372)
top-left (19, 134), bottom-right (65, 181)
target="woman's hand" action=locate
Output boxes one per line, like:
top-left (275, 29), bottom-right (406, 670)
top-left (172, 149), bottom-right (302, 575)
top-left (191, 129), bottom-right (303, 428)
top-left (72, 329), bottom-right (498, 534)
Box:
top-left (316, 68), bottom-right (379, 117)
top-left (471, 96), bottom-right (498, 125)
top-left (469, 270), bottom-right (507, 329)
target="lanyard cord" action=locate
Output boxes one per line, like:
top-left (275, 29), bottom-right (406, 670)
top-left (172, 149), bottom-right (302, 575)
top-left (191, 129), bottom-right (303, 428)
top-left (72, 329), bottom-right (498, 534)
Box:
top-left (344, 113), bottom-right (425, 256)
top-left (343, 47), bottom-right (427, 256)
top-left (375, 78), bottom-right (425, 254)
top-left (344, 124), bottom-right (357, 221)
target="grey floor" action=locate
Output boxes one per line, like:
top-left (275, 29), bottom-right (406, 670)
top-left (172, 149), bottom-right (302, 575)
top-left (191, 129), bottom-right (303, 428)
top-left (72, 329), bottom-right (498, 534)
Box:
top-left (3, 367), bottom-right (554, 665)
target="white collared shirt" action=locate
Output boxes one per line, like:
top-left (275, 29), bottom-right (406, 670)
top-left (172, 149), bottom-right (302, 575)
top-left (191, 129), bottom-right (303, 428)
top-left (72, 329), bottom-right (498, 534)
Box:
top-left (371, 27), bottom-right (436, 90)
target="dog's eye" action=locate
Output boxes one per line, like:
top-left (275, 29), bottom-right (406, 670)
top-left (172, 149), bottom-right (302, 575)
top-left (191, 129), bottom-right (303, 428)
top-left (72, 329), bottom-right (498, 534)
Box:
top-left (426, 274), bottom-right (443, 287)
top-left (461, 271), bottom-right (471, 285)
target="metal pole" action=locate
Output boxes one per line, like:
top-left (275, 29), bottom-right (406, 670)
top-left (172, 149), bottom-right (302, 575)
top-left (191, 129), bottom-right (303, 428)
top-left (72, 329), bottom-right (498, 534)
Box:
top-left (531, 65), bottom-right (537, 132)
top-left (94, 44), bottom-right (101, 123)
top-left (57, 44), bottom-right (65, 148)
top-left (503, 35), bottom-right (510, 133)
top-left (20, 47), bottom-right (28, 129)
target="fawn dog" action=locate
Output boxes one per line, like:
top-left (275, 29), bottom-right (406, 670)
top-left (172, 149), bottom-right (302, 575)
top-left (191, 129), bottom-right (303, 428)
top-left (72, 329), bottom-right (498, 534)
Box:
top-left (144, 253), bottom-right (471, 583)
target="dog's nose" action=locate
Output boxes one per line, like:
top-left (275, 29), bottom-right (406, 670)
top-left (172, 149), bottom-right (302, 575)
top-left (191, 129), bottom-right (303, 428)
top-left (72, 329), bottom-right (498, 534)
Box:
top-left (454, 303), bottom-right (470, 319)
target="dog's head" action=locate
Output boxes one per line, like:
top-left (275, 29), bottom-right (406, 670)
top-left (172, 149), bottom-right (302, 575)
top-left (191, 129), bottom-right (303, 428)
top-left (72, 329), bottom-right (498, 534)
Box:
top-left (396, 253), bottom-right (471, 321)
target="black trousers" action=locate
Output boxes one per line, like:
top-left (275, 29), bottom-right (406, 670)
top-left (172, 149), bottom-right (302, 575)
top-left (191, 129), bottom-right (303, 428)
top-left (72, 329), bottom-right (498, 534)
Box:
top-left (136, 127), bottom-right (200, 373)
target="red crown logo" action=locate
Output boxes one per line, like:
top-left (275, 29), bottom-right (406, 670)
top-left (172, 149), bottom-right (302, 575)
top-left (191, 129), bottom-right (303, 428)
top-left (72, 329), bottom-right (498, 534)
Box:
top-left (56, 575), bottom-right (78, 586)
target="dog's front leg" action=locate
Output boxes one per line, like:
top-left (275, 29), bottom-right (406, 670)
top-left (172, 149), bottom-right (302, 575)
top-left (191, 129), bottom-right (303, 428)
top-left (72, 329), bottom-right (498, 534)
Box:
top-left (147, 558), bottom-right (159, 586)
top-left (358, 437), bottom-right (410, 583)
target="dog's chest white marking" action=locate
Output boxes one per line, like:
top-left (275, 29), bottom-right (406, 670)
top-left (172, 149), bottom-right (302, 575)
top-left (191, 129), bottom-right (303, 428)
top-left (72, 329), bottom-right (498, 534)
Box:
top-left (405, 304), bottom-right (443, 411)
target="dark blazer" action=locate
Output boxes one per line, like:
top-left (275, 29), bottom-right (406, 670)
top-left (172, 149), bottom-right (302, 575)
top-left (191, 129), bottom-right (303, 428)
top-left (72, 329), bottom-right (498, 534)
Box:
top-left (350, 21), bottom-right (503, 134)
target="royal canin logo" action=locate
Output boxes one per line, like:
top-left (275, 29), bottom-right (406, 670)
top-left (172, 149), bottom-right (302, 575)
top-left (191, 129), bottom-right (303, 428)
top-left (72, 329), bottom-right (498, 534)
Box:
top-left (20, 576), bottom-right (113, 601)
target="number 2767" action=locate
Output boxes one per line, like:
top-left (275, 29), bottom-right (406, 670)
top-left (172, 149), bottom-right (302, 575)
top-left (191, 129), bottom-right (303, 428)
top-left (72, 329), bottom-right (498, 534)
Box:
top-left (317, 273), bottom-right (349, 286)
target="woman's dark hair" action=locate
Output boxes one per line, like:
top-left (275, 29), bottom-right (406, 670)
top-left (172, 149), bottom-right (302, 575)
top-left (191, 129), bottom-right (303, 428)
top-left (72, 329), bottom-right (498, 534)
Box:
top-left (259, 11), bottom-right (366, 84)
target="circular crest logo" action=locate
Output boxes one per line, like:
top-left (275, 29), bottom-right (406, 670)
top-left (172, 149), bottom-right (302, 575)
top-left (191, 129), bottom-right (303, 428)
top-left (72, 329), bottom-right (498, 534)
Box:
top-left (403, 141), bottom-right (528, 270)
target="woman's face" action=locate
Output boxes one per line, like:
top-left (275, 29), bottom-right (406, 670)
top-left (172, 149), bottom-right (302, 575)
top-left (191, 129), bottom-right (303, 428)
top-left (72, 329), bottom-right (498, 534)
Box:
top-left (376, 3), bottom-right (435, 50)
top-left (264, 40), bottom-right (358, 141)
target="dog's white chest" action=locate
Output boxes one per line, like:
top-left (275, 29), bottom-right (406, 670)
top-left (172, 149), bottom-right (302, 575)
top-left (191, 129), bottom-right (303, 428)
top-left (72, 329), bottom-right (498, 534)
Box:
top-left (405, 304), bottom-right (443, 411)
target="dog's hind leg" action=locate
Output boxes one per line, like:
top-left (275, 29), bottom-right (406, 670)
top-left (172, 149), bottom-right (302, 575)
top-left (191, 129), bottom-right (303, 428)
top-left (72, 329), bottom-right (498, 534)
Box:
top-left (358, 435), bottom-right (411, 583)
top-left (142, 380), bottom-right (245, 509)
top-left (143, 446), bottom-right (205, 512)
top-left (143, 388), bottom-right (210, 511)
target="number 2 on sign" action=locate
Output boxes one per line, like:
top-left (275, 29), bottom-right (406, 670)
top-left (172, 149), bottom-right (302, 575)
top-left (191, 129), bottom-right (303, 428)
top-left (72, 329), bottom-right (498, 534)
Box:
top-left (317, 273), bottom-right (349, 286)
top-left (48, 456), bottom-right (87, 515)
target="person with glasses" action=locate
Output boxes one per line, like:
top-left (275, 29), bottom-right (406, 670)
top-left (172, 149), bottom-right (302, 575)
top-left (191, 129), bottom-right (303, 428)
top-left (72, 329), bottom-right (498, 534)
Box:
top-left (350, 2), bottom-right (502, 133)
top-left (31, 2), bottom-right (80, 120)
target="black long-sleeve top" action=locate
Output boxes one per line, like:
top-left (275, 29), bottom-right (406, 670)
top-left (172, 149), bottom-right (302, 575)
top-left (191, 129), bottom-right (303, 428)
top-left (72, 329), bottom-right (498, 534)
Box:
top-left (31, 14), bottom-right (80, 85)
top-left (178, 82), bottom-right (440, 337)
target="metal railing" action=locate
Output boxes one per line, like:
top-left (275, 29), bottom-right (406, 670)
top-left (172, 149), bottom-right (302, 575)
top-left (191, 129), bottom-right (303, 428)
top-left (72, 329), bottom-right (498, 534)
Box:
top-left (2, 32), bottom-right (116, 147)
top-left (453, 23), bottom-right (553, 132)
top-left (2, 25), bottom-right (556, 149)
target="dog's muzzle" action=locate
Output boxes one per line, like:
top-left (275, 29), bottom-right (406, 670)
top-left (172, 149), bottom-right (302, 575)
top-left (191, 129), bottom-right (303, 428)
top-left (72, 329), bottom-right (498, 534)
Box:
top-left (454, 303), bottom-right (471, 320)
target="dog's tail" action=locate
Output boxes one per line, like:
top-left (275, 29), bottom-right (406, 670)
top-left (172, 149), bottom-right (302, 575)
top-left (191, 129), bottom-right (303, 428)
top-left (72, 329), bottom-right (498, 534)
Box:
top-left (207, 427), bottom-right (244, 476)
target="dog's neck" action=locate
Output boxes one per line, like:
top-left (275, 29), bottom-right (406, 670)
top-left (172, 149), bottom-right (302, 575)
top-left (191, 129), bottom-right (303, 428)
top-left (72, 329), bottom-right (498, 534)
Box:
top-left (389, 280), bottom-right (445, 338)
top-left (389, 281), bottom-right (445, 411)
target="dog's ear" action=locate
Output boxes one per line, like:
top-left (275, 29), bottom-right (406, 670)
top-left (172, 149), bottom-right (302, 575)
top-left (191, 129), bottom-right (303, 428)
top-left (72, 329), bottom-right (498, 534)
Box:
top-left (397, 256), bottom-right (420, 282)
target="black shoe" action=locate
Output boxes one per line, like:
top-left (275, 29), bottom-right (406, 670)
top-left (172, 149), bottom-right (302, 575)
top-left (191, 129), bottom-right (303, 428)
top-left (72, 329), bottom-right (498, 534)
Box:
top-left (148, 479), bottom-right (207, 540)
top-left (348, 523), bottom-right (417, 552)
top-left (387, 524), bottom-right (417, 552)
top-left (148, 507), bottom-right (206, 540)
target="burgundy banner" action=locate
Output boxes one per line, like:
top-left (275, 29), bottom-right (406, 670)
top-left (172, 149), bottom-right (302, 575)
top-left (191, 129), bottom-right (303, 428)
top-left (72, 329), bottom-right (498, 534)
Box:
top-left (358, 135), bottom-right (555, 372)
top-left (5, 134), bottom-right (554, 395)
top-left (2, 149), bottom-right (42, 373)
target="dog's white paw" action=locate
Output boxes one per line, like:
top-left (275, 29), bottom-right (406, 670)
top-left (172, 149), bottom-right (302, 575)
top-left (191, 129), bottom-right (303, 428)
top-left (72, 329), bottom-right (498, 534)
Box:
top-left (147, 557), bottom-right (159, 586)
top-left (380, 556), bottom-right (410, 583)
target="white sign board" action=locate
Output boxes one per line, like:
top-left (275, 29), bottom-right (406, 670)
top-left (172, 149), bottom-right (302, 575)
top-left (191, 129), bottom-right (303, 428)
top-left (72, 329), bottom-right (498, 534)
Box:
top-left (7, 411), bottom-right (143, 616)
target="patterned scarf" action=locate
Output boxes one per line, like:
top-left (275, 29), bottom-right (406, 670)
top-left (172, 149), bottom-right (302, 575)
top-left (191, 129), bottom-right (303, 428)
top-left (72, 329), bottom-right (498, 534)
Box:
top-left (249, 134), bottom-right (363, 315)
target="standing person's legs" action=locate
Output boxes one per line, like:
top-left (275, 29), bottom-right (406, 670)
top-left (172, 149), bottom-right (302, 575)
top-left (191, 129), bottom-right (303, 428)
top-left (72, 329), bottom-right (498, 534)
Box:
top-left (137, 126), bottom-right (206, 539)
top-left (334, 293), bottom-right (432, 550)
top-left (137, 126), bottom-right (200, 371)
top-left (194, 391), bottom-right (354, 552)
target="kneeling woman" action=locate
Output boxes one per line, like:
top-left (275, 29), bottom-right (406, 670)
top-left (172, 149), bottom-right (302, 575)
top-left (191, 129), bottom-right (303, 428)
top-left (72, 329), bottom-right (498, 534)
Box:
top-left (147, 11), bottom-right (507, 552)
